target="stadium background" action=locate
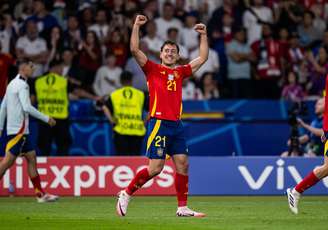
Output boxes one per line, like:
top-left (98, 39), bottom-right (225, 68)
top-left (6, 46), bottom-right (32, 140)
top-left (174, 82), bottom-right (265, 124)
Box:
top-left (0, 0), bottom-right (328, 223)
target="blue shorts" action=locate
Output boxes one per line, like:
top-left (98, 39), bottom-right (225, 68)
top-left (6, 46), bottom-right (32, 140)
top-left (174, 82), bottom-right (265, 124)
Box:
top-left (6, 134), bottom-right (34, 156)
top-left (146, 118), bottom-right (188, 159)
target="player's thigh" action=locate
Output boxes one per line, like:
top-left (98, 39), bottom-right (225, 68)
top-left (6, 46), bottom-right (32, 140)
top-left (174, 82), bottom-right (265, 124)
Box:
top-left (146, 119), bottom-right (169, 160)
top-left (172, 154), bottom-right (189, 174)
top-left (168, 124), bottom-right (188, 157)
top-left (22, 136), bottom-right (36, 157)
top-left (1, 151), bottom-right (17, 168)
top-left (5, 134), bottom-right (26, 157)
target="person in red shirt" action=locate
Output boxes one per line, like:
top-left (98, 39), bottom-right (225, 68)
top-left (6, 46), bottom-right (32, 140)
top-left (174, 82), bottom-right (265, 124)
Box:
top-left (0, 41), bottom-right (15, 99)
top-left (116, 15), bottom-right (208, 217)
top-left (287, 74), bottom-right (328, 215)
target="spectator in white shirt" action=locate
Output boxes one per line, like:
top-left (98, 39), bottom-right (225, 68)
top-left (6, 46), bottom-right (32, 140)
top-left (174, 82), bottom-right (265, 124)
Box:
top-left (167, 27), bottom-right (189, 63)
top-left (142, 20), bottom-right (163, 62)
top-left (243, 0), bottom-right (273, 45)
top-left (16, 20), bottom-right (48, 78)
top-left (181, 12), bottom-right (199, 53)
top-left (0, 13), bottom-right (18, 54)
top-left (93, 53), bottom-right (122, 97)
top-left (155, 2), bottom-right (183, 41)
top-left (182, 79), bottom-right (203, 101)
top-left (89, 8), bottom-right (109, 45)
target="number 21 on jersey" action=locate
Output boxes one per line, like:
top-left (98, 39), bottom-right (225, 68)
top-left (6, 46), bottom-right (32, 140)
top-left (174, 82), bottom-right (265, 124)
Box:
top-left (167, 80), bottom-right (176, 91)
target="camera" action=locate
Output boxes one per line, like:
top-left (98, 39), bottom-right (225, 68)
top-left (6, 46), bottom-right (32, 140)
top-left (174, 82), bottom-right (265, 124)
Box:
top-left (287, 102), bottom-right (308, 156)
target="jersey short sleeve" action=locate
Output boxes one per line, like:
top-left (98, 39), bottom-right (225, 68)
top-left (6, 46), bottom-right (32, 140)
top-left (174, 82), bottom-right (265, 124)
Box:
top-left (177, 64), bottom-right (192, 79)
top-left (141, 60), bottom-right (157, 78)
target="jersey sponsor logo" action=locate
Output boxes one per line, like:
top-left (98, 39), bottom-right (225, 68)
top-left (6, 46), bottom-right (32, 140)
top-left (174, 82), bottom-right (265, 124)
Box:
top-left (160, 71), bottom-right (166, 75)
top-left (155, 112), bottom-right (162, 115)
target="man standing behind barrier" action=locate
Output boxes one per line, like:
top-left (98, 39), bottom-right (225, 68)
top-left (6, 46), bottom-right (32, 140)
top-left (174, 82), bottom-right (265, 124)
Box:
top-left (35, 61), bottom-right (71, 156)
top-left (102, 71), bottom-right (146, 156)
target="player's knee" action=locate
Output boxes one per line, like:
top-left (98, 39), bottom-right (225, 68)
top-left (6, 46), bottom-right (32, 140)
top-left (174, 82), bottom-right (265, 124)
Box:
top-left (321, 164), bottom-right (328, 177)
top-left (25, 153), bottom-right (36, 164)
top-left (180, 160), bottom-right (189, 170)
top-left (176, 161), bottom-right (189, 174)
top-left (315, 164), bottom-right (328, 178)
top-left (148, 166), bottom-right (163, 177)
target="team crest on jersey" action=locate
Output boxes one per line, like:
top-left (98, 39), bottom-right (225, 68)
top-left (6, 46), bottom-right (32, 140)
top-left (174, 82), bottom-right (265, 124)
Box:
top-left (174, 71), bottom-right (180, 79)
top-left (168, 74), bottom-right (174, 81)
top-left (157, 147), bottom-right (164, 157)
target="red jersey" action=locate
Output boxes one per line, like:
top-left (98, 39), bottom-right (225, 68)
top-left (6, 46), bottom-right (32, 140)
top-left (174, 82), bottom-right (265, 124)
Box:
top-left (324, 75), bottom-right (328, 131)
top-left (142, 60), bottom-right (192, 121)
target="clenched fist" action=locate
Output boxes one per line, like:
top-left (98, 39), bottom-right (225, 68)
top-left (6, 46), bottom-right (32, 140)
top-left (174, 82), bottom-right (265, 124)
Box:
top-left (134, 15), bottom-right (147, 26)
top-left (194, 23), bottom-right (207, 35)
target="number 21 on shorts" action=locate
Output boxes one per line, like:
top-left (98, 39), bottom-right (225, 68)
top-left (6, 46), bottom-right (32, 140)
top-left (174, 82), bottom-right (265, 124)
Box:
top-left (155, 135), bottom-right (166, 147)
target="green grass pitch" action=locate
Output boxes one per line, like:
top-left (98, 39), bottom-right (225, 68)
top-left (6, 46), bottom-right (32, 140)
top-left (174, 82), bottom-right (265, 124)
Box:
top-left (0, 196), bottom-right (327, 230)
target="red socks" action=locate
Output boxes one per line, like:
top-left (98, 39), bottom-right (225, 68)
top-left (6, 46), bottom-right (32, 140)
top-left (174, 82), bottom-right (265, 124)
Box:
top-left (295, 171), bottom-right (320, 193)
top-left (30, 175), bottom-right (45, 197)
top-left (175, 173), bottom-right (188, 207)
top-left (126, 168), bottom-right (151, 195)
top-left (125, 168), bottom-right (189, 208)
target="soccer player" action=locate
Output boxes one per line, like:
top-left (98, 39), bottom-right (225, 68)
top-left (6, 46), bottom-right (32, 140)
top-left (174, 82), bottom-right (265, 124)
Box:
top-left (116, 15), bottom-right (208, 217)
top-left (287, 75), bottom-right (328, 214)
top-left (0, 61), bottom-right (59, 202)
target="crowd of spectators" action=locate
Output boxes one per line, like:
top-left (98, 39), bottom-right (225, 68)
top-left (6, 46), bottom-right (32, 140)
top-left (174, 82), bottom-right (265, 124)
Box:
top-left (0, 0), bottom-right (328, 102)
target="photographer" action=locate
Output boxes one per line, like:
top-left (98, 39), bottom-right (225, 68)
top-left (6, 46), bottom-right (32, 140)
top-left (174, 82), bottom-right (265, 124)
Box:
top-left (281, 98), bottom-right (324, 157)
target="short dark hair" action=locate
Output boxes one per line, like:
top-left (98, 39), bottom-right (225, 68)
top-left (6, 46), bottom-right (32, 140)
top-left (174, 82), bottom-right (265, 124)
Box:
top-left (18, 59), bottom-right (33, 67)
top-left (160, 40), bottom-right (180, 54)
top-left (49, 60), bottom-right (62, 69)
top-left (304, 10), bottom-right (315, 19)
top-left (163, 1), bottom-right (174, 8)
top-left (167, 27), bottom-right (178, 35)
top-left (120, 71), bottom-right (133, 84)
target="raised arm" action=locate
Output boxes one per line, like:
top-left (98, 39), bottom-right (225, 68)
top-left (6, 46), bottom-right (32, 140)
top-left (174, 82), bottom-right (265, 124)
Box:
top-left (130, 15), bottom-right (148, 67)
top-left (189, 24), bottom-right (209, 74)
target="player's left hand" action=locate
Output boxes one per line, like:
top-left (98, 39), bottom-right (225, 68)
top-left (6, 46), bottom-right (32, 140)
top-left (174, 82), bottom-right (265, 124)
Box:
top-left (194, 23), bottom-right (207, 35)
top-left (0, 130), bottom-right (2, 137)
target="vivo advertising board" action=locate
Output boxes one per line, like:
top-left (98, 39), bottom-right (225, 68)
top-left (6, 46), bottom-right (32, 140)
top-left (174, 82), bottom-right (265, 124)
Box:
top-left (189, 157), bottom-right (328, 195)
top-left (0, 157), bottom-right (327, 196)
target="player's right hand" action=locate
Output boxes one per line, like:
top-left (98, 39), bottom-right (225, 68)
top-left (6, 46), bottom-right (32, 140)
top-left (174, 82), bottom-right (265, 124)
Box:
top-left (48, 117), bottom-right (56, 127)
top-left (134, 15), bottom-right (147, 26)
